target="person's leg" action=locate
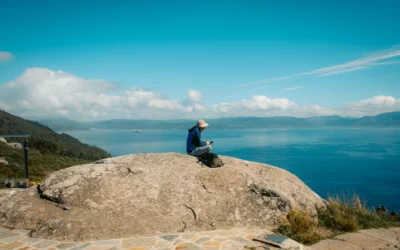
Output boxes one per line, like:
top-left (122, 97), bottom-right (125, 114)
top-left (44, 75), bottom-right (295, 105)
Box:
top-left (191, 145), bottom-right (212, 157)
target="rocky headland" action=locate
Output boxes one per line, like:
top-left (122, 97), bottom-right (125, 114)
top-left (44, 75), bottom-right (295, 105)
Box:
top-left (0, 153), bottom-right (324, 242)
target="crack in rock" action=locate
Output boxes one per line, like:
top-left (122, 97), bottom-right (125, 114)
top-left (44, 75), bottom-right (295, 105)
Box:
top-left (184, 205), bottom-right (197, 221)
top-left (200, 181), bottom-right (210, 194)
top-left (179, 221), bottom-right (187, 232)
top-left (249, 184), bottom-right (280, 197)
top-left (249, 184), bottom-right (291, 212)
top-left (126, 167), bottom-right (142, 176)
top-left (38, 189), bottom-right (65, 205)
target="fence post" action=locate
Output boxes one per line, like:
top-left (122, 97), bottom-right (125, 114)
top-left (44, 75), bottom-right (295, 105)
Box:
top-left (24, 139), bottom-right (29, 188)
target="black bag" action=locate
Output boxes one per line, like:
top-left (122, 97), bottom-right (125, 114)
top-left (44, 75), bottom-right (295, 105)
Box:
top-left (198, 152), bottom-right (223, 168)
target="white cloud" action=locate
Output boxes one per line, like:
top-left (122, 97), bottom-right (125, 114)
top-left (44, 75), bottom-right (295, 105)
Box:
top-left (0, 68), bottom-right (399, 120)
top-left (184, 106), bottom-right (194, 113)
top-left (188, 89), bottom-right (202, 103)
top-left (148, 99), bottom-right (183, 110)
top-left (0, 51), bottom-right (14, 62)
top-left (337, 96), bottom-right (400, 117)
top-left (301, 46), bottom-right (400, 77)
top-left (317, 66), bottom-right (367, 76)
top-left (57, 110), bottom-right (69, 116)
top-left (284, 86), bottom-right (303, 91)
top-left (243, 44), bottom-right (400, 87)
top-left (211, 95), bottom-right (400, 118)
top-left (0, 68), bottom-right (199, 120)
top-left (351, 95), bottom-right (397, 107)
top-left (243, 96), bottom-right (296, 110)
top-left (125, 88), bottom-right (158, 108)
top-left (212, 96), bottom-right (299, 117)
top-left (194, 104), bottom-right (207, 112)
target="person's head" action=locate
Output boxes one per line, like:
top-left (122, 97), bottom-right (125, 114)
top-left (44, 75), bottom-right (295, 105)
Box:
top-left (197, 119), bottom-right (209, 131)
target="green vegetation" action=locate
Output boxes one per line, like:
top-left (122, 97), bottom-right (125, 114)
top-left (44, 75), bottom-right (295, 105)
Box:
top-left (0, 110), bottom-right (110, 181)
top-left (276, 194), bottom-right (400, 245)
top-left (276, 209), bottom-right (330, 245)
top-left (319, 195), bottom-right (400, 230)
top-left (0, 111), bottom-right (110, 161)
top-left (0, 141), bottom-right (88, 181)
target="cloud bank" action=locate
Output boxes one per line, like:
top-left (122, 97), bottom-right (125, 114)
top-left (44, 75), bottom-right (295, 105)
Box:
top-left (0, 51), bottom-right (14, 62)
top-left (0, 68), bottom-right (399, 120)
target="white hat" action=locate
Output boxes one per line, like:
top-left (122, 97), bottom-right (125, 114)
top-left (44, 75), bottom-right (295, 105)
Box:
top-left (197, 119), bottom-right (209, 128)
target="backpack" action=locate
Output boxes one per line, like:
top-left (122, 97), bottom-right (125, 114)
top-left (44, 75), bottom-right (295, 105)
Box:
top-left (198, 152), bottom-right (223, 168)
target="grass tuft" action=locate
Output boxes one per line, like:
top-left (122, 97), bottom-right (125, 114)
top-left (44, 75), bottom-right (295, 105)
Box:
top-left (276, 209), bottom-right (325, 245)
top-left (317, 194), bottom-right (361, 231)
top-left (275, 194), bottom-right (400, 245)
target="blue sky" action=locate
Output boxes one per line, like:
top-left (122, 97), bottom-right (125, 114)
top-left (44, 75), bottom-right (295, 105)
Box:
top-left (0, 0), bottom-right (399, 120)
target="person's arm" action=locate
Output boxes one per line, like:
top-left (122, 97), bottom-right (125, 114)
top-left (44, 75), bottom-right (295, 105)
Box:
top-left (191, 129), bottom-right (202, 147)
top-left (197, 129), bottom-right (207, 146)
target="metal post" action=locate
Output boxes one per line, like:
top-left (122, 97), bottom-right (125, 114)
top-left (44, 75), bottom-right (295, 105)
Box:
top-left (24, 139), bottom-right (29, 188)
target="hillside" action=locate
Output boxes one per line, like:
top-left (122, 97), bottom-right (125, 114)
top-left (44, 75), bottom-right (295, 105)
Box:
top-left (0, 141), bottom-right (88, 180)
top-left (38, 111), bottom-right (400, 131)
top-left (0, 110), bottom-right (111, 180)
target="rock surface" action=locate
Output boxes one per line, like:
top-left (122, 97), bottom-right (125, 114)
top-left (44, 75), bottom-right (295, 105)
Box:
top-left (0, 153), bottom-right (324, 241)
top-left (0, 137), bottom-right (23, 150)
top-left (6, 142), bottom-right (23, 150)
top-left (0, 157), bottom-right (8, 165)
top-left (310, 228), bottom-right (400, 250)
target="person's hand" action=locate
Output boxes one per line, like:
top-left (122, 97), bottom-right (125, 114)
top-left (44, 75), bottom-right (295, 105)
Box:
top-left (206, 141), bottom-right (211, 145)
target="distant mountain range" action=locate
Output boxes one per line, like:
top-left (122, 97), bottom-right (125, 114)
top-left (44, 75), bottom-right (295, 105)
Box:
top-left (38, 111), bottom-right (400, 131)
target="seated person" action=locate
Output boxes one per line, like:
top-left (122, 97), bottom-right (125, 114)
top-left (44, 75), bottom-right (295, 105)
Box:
top-left (186, 119), bottom-right (212, 157)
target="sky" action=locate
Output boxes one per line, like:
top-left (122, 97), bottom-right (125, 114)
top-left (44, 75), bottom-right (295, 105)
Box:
top-left (0, 0), bottom-right (400, 120)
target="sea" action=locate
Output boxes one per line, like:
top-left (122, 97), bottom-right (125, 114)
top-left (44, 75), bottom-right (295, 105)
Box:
top-left (61, 128), bottom-right (400, 212)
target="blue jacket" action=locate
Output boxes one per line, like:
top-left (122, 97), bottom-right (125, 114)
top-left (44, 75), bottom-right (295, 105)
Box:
top-left (186, 126), bottom-right (206, 152)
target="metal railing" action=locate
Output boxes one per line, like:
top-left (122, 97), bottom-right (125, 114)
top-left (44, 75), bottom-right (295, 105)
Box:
top-left (0, 134), bottom-right (30, 188)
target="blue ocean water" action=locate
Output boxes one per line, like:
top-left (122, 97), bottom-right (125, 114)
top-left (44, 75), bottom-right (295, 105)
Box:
top-left (62, 128), bottom-right (400, 212)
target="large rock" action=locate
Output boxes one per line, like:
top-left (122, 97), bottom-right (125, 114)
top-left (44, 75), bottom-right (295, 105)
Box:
top-left (0, 137), bottom-right (23, 150)
top-left (7, 142), bottom-right (23, 150)
top-left (0, 153), bottom-right (324, 241)
top-left (0, 157), bottom-right (8, 165)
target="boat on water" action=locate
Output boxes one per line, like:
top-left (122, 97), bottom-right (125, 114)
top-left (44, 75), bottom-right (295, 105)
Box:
top-left (132, 130), bottom-right (142, 133)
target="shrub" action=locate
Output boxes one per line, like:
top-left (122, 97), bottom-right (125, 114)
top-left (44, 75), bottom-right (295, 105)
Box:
top-left (276, 194), bottom-right (400, 245)
top-left (318, 194), bottom-right (400, 231)
top-left (276, 209), bottom-right (326, 245)
top-left (317, 194), bottom-right (360, 232)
